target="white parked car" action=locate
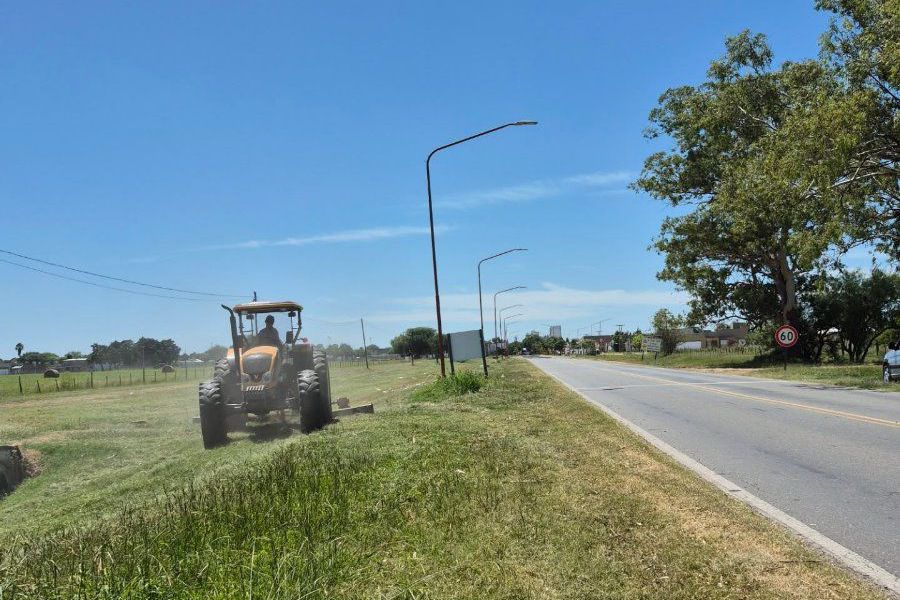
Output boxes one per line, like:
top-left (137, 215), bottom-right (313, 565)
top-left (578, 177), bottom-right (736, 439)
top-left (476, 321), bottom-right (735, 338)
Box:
top-left (884, 341), bottom-right (900, 383)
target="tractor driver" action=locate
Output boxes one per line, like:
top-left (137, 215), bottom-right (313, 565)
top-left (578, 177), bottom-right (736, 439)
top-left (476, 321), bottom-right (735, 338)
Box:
top-left (256, 315), bottom-right (284, 349)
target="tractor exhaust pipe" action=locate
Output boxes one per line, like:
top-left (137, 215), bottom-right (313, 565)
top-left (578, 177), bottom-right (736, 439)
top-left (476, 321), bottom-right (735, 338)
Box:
top-left (221, 304), bottom-right (243, 384)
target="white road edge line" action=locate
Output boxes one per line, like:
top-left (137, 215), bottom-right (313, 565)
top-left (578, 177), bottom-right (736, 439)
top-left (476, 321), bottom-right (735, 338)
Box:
top-left (533, 361), bottom-right (900, 596)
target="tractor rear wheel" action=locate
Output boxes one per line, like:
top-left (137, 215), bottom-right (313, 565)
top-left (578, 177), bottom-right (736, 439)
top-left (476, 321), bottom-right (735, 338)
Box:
top-left (297, 369), bottom-right (328, 432)
top-left (214, 358), bottom-right (230, 380)
top-left (199, 379), bottom-right (228, 449)
top-left (313, 351), bottom-right (333, 422)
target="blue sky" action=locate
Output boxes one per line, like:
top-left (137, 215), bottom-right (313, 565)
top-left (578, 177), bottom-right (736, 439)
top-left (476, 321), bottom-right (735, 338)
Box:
top-left (1, 1), bottom-right (857, 354)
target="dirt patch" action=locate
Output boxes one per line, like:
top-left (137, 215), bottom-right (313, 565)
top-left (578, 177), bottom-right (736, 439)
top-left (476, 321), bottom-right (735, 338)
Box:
top-left (21, 448), bottom-right (43, 478)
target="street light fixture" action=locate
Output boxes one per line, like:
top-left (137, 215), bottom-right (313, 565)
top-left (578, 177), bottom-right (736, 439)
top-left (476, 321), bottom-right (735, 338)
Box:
top-left (427, 122), bottom-right (538, 377)
top-left (493, 286), bottom-right (526, 341)
top-left (499, 304), bottom-right (524, 319)
top-left (502, 313), bottom-right (524, 341)
top-left (477, 249), bottom-right (527, 334)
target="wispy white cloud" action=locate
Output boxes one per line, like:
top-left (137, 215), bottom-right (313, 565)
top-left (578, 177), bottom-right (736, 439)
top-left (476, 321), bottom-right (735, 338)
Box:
top-left (436, 170), bottom-right (634, 210)
top-left (202, 225), bottom-right (451, 251)
top-left (358, 282), bottom-right (688, 326)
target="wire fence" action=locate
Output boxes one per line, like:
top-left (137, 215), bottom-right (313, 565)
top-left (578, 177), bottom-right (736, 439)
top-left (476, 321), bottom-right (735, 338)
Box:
top-left (667, 345), bottom-right (764, 355)
top-left (1, 354), bottom-right (412, 398)
top-left (327, 355), bottom-right (408, 368)
top-left (0, 367), bottom-right (215, 399)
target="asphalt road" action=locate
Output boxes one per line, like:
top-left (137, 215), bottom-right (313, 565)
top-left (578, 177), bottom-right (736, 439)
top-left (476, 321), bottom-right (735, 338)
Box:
top-left (528, 356), bottom-right (900, 576)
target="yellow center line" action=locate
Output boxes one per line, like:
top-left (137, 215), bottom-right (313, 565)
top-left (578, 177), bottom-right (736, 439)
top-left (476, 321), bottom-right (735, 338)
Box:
top-left (586, 363), bottom-right (900, 429)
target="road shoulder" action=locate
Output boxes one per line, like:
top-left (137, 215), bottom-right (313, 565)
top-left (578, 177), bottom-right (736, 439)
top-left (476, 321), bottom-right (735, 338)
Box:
top-left (530, 357), bottom-right (899, 597)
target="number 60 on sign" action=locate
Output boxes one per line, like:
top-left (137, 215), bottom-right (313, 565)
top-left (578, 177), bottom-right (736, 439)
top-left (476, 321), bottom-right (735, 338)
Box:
top-left (774, 325), bottom-right (799, 349)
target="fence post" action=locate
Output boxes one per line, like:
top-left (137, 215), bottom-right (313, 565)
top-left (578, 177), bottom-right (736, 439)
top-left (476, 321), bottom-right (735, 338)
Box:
top-left (18, 376), bottom-right (23, 395)
top-left (37, 381), bottom-right (41, 393)
top-left (90, 371), bottom-right (94, 389)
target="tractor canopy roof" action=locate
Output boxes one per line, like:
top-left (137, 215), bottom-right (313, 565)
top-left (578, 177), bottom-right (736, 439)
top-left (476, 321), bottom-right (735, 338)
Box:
top-left (233, 301), bottom-right (303, 314)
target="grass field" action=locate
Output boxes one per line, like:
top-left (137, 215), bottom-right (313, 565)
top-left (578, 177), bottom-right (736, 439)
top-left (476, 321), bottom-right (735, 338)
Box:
top-left (0, 358), bottom-right (885, 599)
top-left (0, 359), bottom-right (433, 539)
top-left (590, 351), bottom-right (899, 391)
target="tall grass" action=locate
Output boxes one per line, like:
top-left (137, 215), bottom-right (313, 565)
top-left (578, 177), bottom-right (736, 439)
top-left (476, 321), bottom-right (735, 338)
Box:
top-left (412, 370), bottom-right (484, 401)
top-left (1, 443), bottom-right (379, 598)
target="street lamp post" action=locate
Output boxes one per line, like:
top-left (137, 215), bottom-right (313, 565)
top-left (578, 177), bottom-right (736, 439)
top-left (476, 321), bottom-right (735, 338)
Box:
top-left (502, 314), bottom-right (524, 342)
top-left (498, 304), bottom-right (524, 319)
top-left (499, 305), bottom-right (524, 341)
top-left (427, 122), bottom-right (537, 377)
top-left (493, 286), bottom-right (526, 342)
top-left (477, 249), bottom-right (527, 334)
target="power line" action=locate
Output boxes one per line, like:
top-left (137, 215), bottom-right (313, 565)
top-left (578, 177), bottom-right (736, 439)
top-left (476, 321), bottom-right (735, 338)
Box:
top-left (0, 257), bottom-right (211, 302)
top-left (0, 248), bottom-right (245, 298)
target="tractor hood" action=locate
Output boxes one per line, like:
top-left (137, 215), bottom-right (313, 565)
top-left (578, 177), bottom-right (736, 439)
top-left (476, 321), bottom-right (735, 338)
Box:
top-left (241, 346), bottom-right (279, 376)
top-left (226, 346), bottom-right (279, 376)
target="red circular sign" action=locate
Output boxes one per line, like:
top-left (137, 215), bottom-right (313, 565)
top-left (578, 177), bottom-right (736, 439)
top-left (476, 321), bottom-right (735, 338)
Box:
top-left (774, 325), bottom-right (799, 349)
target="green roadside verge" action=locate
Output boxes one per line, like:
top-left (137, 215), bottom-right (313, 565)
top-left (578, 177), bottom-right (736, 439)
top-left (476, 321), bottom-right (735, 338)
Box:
top-left (0, 359), bottom-right (886, 599)
top-left (587, 351), bottom-right (899, 392)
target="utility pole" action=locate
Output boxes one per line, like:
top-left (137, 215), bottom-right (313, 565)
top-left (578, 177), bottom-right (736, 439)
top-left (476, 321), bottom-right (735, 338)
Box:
top-left (360, 318), bottom-right (369, 369)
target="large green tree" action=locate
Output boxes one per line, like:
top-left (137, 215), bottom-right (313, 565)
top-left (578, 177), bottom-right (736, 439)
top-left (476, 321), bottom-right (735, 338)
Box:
top-left (651, 309), bottom-right (685, 355)
top-left (391, 327), bottom-right (436, 358)
top-left (808, 269), bottom-right (900, 362)
top-left (635, 32), bottom-right (869, 356)
top-left (818, 0), bottom-right (900, 260)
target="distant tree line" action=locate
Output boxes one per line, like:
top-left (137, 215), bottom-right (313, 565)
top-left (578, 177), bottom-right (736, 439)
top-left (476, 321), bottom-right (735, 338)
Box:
top-left (89, 338), bottom-right (181, 368)
top-left (182, 345), bottom-right (228, 363)
top-left (390, 327), bottom-right (437, 358)
top-left (651, 268), bottom-right (900, 363)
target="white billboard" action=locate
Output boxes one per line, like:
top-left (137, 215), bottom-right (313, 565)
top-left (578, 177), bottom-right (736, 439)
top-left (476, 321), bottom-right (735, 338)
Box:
top-left (448, 330), bottom-right (485, 362)
top-left (644, 336), bottom-right (662, 352)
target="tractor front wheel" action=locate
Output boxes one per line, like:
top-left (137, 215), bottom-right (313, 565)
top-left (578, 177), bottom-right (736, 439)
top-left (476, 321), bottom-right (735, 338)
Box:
top-left (199, 379), bottom-right (228, 449)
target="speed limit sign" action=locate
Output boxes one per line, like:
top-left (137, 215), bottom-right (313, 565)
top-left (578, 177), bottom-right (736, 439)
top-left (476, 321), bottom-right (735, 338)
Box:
top-left (774, 325), bottom-right (799, 349)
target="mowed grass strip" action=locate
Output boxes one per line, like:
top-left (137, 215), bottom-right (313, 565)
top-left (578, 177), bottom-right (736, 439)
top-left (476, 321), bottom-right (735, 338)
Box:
top-left (0, 359), bottom-right (884, 599)
top-left (0, 360), bottom-right (434, 539)
top-left (591, 351), bottom-right (899, 391)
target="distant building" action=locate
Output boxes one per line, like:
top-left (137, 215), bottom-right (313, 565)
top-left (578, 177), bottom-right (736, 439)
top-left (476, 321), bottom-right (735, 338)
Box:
top-left (672, 322), bottom-right (749, 350)
top-left (61, 358), bottom-right (89, 372)
top-left (178, 358), bottom-right (206, 367)
top-left (582, 335), bottom-right (614, 352)
top-left (549, 325), bottom-right (562, 338)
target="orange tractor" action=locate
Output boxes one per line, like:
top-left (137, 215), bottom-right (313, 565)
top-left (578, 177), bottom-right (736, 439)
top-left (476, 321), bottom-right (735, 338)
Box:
top-left (199, 301), bottom-right (332, 449)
